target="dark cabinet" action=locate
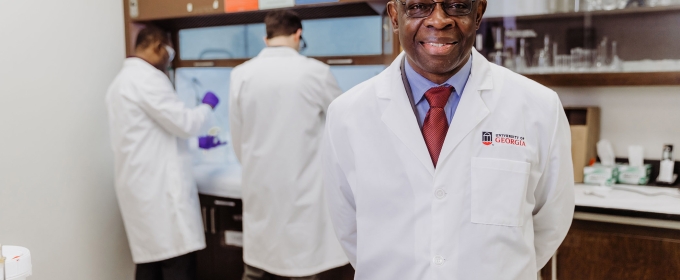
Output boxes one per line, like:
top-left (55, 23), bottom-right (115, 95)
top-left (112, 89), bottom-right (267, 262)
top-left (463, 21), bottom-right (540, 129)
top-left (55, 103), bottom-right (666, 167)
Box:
top-left (198, 194), bottom-right (245, 280)
top-left (541, 217), bottom-right (680, 280)
top-left (197, 194), bottom-right (355, 280)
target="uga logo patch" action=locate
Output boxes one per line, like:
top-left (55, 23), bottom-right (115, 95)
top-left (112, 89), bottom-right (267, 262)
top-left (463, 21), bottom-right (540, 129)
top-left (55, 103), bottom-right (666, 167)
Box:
top-left (482, 132), bottom-right (493, 146)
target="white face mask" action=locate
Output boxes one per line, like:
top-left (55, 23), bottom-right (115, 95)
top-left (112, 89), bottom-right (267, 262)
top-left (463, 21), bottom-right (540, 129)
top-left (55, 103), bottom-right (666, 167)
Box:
top-left (164, 45), bottom-right (176, 62)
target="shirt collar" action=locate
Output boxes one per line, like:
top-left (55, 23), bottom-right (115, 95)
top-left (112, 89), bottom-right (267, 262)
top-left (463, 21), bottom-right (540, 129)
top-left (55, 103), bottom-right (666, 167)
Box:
top-left (404, 55), bottom-right (473, 104)
top-left (257, 46), bottom-right (300, 57)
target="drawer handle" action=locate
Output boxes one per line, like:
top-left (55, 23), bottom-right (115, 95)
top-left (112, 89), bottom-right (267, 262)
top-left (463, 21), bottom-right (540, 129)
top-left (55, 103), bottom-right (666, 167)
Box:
top-left (210, 207), bottom-right (216, 234)
top-left (215, 200), bottom-right (236, 207)
top-left (202, 207), bottom-right (207, 233)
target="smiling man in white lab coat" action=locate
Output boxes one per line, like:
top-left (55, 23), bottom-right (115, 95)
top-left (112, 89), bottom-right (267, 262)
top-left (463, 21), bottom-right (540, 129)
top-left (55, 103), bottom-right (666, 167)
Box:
top-left (229, 10), bottom-right (347, 280)
top-left (107, 26), bottom-right (223, 280)
top-left (323, 0), bottom-right (575, 279)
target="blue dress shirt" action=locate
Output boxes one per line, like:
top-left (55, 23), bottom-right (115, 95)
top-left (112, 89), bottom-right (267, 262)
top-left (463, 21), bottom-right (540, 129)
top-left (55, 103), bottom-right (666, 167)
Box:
top-left (404, 56), bottom-right (473, 128)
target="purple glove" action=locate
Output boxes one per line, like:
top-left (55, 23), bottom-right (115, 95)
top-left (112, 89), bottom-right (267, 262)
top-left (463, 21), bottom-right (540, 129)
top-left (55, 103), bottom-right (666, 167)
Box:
top-left (198, 136), bottom-right (227, 150)
top-left (202, 91), bottom-right (219, 109)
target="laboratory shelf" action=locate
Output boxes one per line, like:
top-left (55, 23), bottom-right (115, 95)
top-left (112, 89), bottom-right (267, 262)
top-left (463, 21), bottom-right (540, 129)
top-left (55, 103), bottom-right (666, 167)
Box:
top-left (176, 55), bottom-right (389, 68)
top-left (482, 4), bottom-right (680, 22)
top-left (524, 71), bottom-right (680, 87)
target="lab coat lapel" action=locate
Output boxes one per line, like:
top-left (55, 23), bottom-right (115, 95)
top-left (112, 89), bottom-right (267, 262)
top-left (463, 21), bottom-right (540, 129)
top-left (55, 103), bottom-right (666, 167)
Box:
top-left (378, 53), bottom-right (435, 176)
top-left (438, 50), bottom-right (493, 166)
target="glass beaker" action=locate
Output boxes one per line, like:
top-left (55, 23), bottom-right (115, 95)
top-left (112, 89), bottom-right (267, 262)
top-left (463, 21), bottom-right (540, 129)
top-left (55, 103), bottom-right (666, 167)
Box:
top-left (555, 55), bottom-right (572, 73)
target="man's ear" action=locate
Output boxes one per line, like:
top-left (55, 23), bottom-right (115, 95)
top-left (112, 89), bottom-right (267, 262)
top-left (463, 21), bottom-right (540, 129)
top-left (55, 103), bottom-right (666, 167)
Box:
top-left (387, 1), bottom-right (400, 34)
top-left (153, 41), bottom-right (164, 55)
top-left (475, 0), bottom-right (487, 30)
top-left (295, 28), bottom-right (303, 39)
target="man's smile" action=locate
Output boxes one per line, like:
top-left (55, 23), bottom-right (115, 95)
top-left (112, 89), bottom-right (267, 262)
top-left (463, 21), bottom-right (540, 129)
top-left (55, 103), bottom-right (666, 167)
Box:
top-left (419, 40), bottom-right (459, 56)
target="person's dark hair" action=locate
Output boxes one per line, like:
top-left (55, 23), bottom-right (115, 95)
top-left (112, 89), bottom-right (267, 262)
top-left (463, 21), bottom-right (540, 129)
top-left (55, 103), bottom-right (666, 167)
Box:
top-left (264, 10), bottom-right (302, 39)
top-left (135, 26), bottom-right (169, 49)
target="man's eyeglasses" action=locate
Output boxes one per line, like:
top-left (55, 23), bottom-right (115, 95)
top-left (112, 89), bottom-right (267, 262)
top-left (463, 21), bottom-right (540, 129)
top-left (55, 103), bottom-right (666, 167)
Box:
top-left (395, 0), bottom-right (476, 18)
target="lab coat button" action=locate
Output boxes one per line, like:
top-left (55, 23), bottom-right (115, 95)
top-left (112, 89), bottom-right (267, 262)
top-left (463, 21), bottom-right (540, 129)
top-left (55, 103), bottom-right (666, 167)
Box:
top-left (435, 189), bottom-right (447, 199)
top-left (433, 255), bottom-right (445, 266)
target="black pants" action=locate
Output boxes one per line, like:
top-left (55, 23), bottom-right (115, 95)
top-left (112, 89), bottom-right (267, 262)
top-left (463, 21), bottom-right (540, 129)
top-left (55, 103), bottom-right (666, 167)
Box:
top-left (136, 252), bottom-right (197, 280)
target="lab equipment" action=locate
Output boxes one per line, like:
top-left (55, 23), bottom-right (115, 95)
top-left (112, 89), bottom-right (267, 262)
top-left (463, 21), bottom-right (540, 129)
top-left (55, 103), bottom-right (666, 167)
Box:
top-left (596, 37), bottom-right (608, 69)
top-left (516, 39), bottom-right (529, 72)
top-left (202, 91), bottom-right (219, 108)
top-left (663, 144), bottom-right (673, 160)
top-left (0, 245), bottom-right (32, 280)
top-left (198, 135), bottom-right (227, 150)
top-left (175, 67), bottom-right (242, 198)
top-left (610, 41), bottom-right (623, 72)
top-left (535, 34), bottom-right (553, 71)
top-left (658, 144), bottom-right (677, 184)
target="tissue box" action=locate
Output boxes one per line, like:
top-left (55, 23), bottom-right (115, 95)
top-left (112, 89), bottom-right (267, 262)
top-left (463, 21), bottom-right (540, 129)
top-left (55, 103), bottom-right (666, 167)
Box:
top-left (583, 165), bottom-right (618, 186)
top-left (617, 164), bottom-right (652, 185)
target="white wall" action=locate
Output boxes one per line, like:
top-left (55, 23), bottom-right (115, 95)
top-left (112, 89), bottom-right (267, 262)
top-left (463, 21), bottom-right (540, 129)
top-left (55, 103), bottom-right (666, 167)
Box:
top-left (555, 86), bottom-right (680, 160)
top-left (0, 0), bottom-right (134, 279)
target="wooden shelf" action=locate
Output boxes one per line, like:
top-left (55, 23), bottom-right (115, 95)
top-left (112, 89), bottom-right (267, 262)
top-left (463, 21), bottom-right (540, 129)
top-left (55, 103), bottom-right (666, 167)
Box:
top-left (524, 71), bottom-right (680, 87)
top-left (483, 4), bottom-right (680, 22)
top-left (134, 0), bottom-right (387, 24)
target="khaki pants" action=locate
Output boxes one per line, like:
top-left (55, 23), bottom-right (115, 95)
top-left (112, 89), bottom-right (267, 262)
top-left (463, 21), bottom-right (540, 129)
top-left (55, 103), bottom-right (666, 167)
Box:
top-left (242, 264), bottom-right (320, 280)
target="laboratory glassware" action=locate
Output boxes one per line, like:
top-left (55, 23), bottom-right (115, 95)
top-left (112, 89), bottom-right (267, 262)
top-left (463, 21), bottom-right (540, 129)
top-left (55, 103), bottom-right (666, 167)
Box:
top-left (515, 38), bottom-right (529, 73)
top-left (555, 55), bottom-right (572, 72)
top-left (610, 41), bottom-right (623, 71)
top-left (596, 37), bottom-right (609, 69)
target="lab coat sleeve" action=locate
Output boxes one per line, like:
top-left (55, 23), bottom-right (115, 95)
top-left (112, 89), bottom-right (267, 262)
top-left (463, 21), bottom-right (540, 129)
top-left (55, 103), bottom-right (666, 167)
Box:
top-left (532, 97), bottom-right (575, 270)
top-left (228, 71), bottom-right (244, 162)
top-left (318, 68), bottom-right (343, 111)
top-left (322, 108), bottom-right (358, 267)
top-left (136, 73), bottom-right (211, 139)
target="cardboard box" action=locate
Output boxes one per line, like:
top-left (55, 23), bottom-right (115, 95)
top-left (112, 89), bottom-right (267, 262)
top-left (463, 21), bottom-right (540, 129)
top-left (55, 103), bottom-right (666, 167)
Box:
top-left (566, 107), bottom-right (600, 183)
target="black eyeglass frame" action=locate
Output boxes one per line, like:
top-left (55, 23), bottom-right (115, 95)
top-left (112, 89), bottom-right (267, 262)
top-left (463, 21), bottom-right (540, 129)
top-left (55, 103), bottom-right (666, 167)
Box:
top-left (395, 0), bottom-right (477, 18)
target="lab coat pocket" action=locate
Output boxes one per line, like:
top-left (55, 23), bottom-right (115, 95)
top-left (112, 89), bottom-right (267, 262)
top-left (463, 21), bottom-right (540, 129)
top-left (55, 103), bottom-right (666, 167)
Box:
top-left (471, 157), bottom-right (530, 227)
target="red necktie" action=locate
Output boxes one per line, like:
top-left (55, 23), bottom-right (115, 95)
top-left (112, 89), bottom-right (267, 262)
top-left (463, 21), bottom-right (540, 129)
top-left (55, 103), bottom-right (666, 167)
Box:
top-left (422, 86), bottom-right (453, 167)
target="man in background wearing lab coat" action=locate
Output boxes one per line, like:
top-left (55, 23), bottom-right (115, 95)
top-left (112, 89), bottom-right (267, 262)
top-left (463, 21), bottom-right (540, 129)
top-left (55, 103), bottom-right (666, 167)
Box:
top-left (229, 10), bottom-right (347, 280)
top-left (323, 0), bottom-right (575, 279)
top-left (106, 26), bottom-right (224, 280)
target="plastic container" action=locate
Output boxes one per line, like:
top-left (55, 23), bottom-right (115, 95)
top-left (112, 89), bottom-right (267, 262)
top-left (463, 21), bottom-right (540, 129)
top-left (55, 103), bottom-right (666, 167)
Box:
top-left (1, 246), bottom-right (32, 280)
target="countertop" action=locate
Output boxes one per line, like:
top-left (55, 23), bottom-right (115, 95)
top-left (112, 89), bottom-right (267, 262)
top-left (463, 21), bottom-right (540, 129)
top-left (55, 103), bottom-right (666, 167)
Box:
top-left (574, 183), bottom-right (680, 226)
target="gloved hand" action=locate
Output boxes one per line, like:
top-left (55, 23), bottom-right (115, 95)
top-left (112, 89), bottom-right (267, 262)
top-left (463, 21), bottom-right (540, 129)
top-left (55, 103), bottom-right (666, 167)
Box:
top-left (202, 91), bottom-right (219, 109)
top-left (198, 135), bottom-right (227, 150)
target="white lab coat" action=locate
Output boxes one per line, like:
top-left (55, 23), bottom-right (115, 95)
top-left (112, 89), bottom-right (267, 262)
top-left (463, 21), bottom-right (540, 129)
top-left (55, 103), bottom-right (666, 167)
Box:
top-left (229, 47), bottom-right (348, 276)
top-left (323, 50), bottom-right (575, 280)
top-left (106, 58), bottom-right (211, 263)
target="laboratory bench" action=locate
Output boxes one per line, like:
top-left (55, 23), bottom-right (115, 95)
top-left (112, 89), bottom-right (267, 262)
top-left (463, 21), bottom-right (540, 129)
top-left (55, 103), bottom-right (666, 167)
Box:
top-left (197, 183), bottom-right (680, 280)
top-left (540, 184), bottom-right (680, 280)
top-left (196, 194), bottom-right (354, 280)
